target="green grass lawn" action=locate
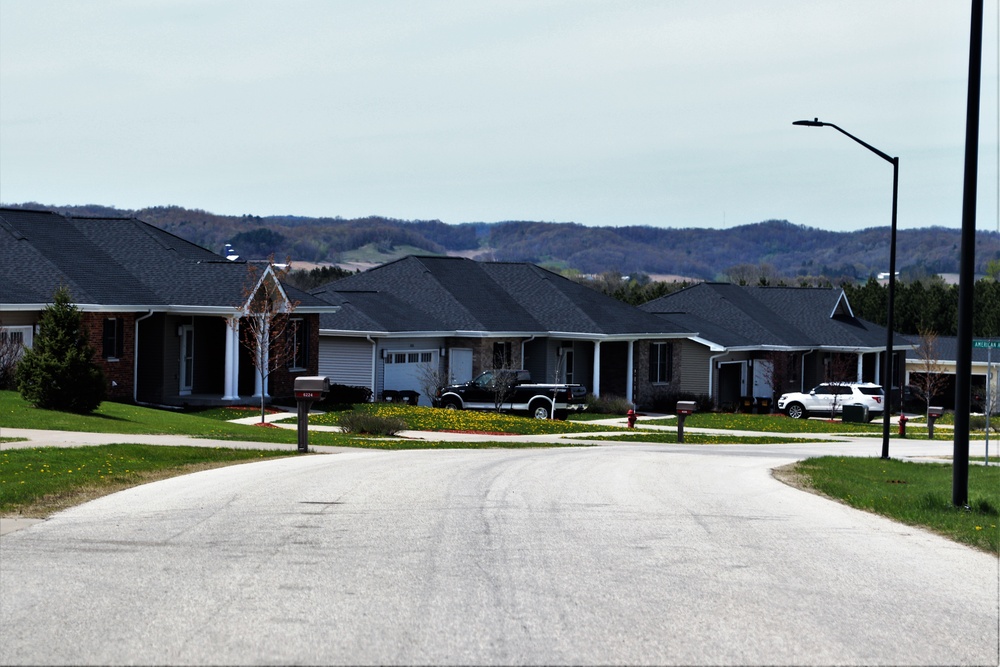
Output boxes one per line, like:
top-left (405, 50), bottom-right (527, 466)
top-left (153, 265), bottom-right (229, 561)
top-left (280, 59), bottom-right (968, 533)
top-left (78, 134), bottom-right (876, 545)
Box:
top-left (0, 391), bottom-right (609, 447)
top-left (785, 456), bottom-right (999, 553)
top-left (575, 431), bottom-right (825, 445)
top-left (295, 403), bottom-right (624, 435)
top-left (1, 444), bottom-right (296, 517)
top-left (639, 412), bottom-right (959, 439)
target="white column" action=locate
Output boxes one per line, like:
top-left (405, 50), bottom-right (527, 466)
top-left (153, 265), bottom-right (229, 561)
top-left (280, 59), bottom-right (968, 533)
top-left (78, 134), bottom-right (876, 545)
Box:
top-left (222, 317), bottom-right (238, 400)
top-left (592, 341), bottom-right (601, 397)
top-left (625, 340), bottom-right (634, 405)
top-left (874, 351), bottom-right (881, 384)
top-left (231, 318), bottom-right (240, 398)
top-left (856, 352), bottom-right (864, 382)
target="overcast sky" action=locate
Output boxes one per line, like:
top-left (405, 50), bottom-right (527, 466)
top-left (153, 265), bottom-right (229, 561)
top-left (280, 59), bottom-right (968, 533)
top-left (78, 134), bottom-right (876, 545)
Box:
top-left (2, 0), bottom-right (998, 233)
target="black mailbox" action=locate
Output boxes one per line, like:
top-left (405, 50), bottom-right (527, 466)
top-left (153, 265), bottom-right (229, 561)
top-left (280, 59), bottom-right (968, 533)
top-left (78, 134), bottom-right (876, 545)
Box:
top-left (927, 406), bottom-right (944, 439)
top-left (293, 376), bottom-right (329, 452)
top-left (675, 401), bottom-right (696, 443)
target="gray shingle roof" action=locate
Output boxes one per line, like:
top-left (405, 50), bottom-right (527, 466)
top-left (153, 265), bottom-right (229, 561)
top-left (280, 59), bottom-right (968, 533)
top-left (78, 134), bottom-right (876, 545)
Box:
top-left (641, 283), bottom-right (896, 349)
top-left (0, 208), bottom-right (331, 311)
top-left (313, 255), bottom-right (690, 337)
top-left (905, 335), bottom-right (996, 363)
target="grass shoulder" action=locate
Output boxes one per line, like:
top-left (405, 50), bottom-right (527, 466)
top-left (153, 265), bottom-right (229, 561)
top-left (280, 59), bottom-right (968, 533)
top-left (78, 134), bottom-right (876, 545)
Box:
top-left (775, 456), bottom-right (999, 554)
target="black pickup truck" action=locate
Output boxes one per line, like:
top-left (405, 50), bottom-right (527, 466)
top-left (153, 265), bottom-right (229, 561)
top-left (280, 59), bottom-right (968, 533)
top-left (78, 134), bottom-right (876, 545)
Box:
top-left (432, 369), bottom-right (588, 419)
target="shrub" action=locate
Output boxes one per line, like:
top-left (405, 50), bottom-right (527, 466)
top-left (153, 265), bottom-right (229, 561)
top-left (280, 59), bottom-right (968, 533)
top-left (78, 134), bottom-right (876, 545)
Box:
top-left (15, 286), bottom-right (105, 413)
top-left (644, 388), bottom-right (714, 414)
top-left (585, 393), bottom-right (634, 415)
top-left (337, 411), bottom-right (406, 436)
top-left (969, 415), bottom-right (999, 433)
top-left (319, 384), bottom-right (373, 410)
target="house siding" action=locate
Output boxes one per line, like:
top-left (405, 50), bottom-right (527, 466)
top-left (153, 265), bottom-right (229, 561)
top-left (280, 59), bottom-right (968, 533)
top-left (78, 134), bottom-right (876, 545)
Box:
top-left (319, 336), bottom-right (374, 389)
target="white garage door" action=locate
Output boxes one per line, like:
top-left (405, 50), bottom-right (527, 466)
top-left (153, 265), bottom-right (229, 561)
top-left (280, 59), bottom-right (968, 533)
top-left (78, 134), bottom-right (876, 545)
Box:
top-left (384, 350), bottom-right (437, 406)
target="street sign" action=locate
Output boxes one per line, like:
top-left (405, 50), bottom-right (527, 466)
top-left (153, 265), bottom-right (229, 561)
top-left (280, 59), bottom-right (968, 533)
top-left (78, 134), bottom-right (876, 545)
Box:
top-left (973, 339), bottom-right (1000, 348)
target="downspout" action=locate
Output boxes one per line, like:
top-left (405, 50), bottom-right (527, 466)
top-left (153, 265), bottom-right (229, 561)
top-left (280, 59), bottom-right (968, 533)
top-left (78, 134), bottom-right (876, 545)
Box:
top-left (800, 349), bottom-right (814, 392)
top-left (132, 311), bottom-right (155, 404)
top-left (367, 335), bottom-right (377, 402)
top-left (520, 335), bottom-right (536, 374)
top-left (707, 350), bottom-right (729, 401)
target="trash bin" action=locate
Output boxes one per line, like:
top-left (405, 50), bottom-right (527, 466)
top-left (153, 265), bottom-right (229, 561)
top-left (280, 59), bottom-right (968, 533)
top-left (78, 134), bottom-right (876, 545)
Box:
top-left (842, 404), bottom-right (868, 423)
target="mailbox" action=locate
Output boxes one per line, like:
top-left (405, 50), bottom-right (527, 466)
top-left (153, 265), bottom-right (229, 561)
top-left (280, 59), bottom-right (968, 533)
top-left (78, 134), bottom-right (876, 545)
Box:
top-left (293, 376), bottom-right (329, 453)
top-left (927, 406), bottom-right (944, 418)
top-left (927, 406), bottom-right (944, 440)
top-left (676, 401), bottom-right (696, 415)
top-left (294, 376), bottom-right (330, 400)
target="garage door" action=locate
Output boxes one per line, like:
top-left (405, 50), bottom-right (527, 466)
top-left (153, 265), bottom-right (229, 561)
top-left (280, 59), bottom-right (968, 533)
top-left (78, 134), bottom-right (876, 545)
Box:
top-left (384, 350), bottom-right (438, 406)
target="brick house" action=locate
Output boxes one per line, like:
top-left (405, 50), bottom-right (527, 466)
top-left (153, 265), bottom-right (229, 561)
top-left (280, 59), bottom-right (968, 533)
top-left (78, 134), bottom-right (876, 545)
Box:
top-left (0, 208), bottom-right (337, 407)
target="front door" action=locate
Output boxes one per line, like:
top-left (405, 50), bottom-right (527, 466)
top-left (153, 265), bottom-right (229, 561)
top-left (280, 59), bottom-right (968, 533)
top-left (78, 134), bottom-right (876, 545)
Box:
top-left (179, 325), bottom-right (194, 395)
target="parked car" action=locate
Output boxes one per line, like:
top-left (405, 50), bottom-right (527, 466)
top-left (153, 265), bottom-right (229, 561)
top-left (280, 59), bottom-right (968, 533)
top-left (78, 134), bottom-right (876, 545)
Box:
top-left (777, 382), bottom-right (885, 421)
top-left (433, 369), bottom-right (588, 419)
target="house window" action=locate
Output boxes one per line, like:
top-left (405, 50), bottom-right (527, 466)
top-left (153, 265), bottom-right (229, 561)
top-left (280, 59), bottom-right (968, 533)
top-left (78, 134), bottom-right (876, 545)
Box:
top-left (493, 342), bottom-right (512, 368)
top-left (0, 326), bottom-right (32, 359)
top-left (102, 318), bottom-right (124, 359)
top-left (286, 318), bottom-right (310, 370)
top-left (649, 342), bottom-right (673, 384)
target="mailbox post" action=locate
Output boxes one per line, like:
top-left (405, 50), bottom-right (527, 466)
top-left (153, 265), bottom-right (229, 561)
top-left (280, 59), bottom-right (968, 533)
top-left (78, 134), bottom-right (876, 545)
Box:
top-left (927, 406), bottom-right (943, 439)
top-left (293, 376), bottom-right (329, 453)
top-left (676, 401), bottom-right (696, 443)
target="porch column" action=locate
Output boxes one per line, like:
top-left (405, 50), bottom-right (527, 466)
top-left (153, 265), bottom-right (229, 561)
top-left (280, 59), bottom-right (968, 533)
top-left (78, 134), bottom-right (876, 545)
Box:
top-left (222, 317), bottom-right (239, 400)
top-left (592, 341), bottom-right (601, 397)
top-left (856, 352), bottom-right (864, 382)
top-left (625, 340), bottom-right (634, 404)
top-left (874, 351), bottom-right (881, 385)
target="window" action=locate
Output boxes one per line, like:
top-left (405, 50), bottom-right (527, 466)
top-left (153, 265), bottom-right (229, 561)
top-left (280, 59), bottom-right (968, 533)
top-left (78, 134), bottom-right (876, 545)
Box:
top-left (493, 342), bottom-right (512, 368)
top-left (649, 342), bottom-right (673, 383)
top-left (286, 318), bottom-right (310, 369)
top-left (0, 326), bottom-right (32, 359)
top-left (102, 318), bottom-right (124, 359)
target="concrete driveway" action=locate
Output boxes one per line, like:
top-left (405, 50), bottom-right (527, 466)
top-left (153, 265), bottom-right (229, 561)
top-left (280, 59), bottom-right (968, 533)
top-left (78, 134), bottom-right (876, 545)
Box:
top-left (1, 431), bottom-right (997, 666)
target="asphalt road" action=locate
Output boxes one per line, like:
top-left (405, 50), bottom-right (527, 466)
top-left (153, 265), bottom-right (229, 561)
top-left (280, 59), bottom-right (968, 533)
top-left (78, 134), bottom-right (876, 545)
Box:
top-left (2, 441), bottom-right (998, 666)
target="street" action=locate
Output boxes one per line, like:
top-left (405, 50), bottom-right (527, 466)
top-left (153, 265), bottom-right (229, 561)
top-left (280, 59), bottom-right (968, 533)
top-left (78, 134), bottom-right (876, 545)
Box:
top-left (1, 441), bottom-right (997, 665)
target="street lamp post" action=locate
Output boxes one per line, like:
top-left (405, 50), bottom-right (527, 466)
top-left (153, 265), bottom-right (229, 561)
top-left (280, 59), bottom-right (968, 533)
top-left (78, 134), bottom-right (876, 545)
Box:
top-left (793, 118), bottom-right (898, 459)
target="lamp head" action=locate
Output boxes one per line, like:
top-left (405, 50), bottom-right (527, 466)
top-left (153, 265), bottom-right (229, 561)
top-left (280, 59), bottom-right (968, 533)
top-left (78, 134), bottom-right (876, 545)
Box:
top-left (793, 118), bottom-right (825, 127)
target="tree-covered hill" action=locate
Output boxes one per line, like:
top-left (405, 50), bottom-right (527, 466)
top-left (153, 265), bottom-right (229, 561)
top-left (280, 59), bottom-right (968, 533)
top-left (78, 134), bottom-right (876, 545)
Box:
top-left (6, 202), bottom-right (997, 282)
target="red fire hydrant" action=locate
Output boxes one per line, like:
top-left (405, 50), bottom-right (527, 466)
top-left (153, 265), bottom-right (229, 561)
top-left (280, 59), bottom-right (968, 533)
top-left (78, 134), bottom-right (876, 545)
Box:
top-left (898, 414), bottom-right (908, 438)
top-left (626, 409), bottom-right (637, 429)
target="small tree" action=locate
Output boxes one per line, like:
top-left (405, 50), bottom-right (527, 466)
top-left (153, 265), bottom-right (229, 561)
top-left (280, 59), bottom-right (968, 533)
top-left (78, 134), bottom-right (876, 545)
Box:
top-left (759, 351), bottom-right (793, 413)
top-left (825, 352), bottom-right (859, 419)
top-left (910, 329), bottom-right (950, 413)
top-left (478, 341), bottom-right (520, 412)
top-left (239, 259), bottom-right (300, 423)
top-left (0, 321), bottom-right (25, 390)
top-left (15, 286), bottom-right (105, 413)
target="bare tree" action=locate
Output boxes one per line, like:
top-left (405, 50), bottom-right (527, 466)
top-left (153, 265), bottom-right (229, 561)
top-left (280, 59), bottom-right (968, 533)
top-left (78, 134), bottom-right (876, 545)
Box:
top-left (759, 351), bottom-right (793, 412)
top-left (238, 258), bottom-right (300, 423)
top-left (0, 322), bottom-right (26, 390)
top-left (911, 328), bottom-right (950, 413)
top-left (416, 356), bottom-right (451, 406)
top-left (826, 352), bottom-right (859, 419)
top-left (479, 341), bottom-right (520, 412)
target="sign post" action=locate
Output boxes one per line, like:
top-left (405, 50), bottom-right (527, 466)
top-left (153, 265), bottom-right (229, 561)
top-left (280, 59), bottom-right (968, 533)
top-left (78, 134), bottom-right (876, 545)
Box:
top-left (973, 339), bottom-right (998, 465)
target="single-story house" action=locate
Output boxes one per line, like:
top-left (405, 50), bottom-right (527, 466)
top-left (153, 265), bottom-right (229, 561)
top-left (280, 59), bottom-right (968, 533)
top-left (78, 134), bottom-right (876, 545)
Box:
top-left (905, 335), bottom-right (999, 411)
top-left (640, 283), bottom-right (912, 410)
top-left (310, 256), bottom-right (694, 407)
top-left (0, 208), bottom-right (338, 406)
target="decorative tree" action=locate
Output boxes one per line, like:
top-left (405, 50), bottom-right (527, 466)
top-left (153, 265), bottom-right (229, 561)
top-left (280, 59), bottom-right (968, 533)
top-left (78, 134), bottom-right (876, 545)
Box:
top-left (239, 259), bottom-right (300, 423)
top-left (15, 286), bottom-right (105, 413)
top-left (911, 328), bottom-right (950, 413)
top-left (0, 320), bottom-right (25, 390)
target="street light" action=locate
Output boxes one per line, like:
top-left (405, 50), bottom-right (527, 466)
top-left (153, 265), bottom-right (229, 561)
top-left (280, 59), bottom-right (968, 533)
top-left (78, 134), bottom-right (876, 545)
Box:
top-left (793, 118), bottom-right (898, 459)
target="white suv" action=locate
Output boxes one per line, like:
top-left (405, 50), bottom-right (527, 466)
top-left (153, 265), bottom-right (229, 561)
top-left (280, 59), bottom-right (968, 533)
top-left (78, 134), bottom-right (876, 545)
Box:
top-left (777, 382), bottom-right (885, 421)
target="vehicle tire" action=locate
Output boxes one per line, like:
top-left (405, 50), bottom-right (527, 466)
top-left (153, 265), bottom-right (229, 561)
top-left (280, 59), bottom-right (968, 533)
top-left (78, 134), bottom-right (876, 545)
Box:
top-left (442, 400), bottom-right (460, 410)
top-left (868, 412), bottom-right (882, 423)
top-left (785, 402), bottom-right (807, 419)
top-left (530, 401), bottom-right (551, 420)
top-left (554, 410), bottom-right (568, 421)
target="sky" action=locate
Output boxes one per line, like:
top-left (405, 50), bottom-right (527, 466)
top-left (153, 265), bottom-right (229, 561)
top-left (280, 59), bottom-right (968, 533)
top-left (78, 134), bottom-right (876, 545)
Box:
top-left (1, 0), bottom-right (999, 233)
